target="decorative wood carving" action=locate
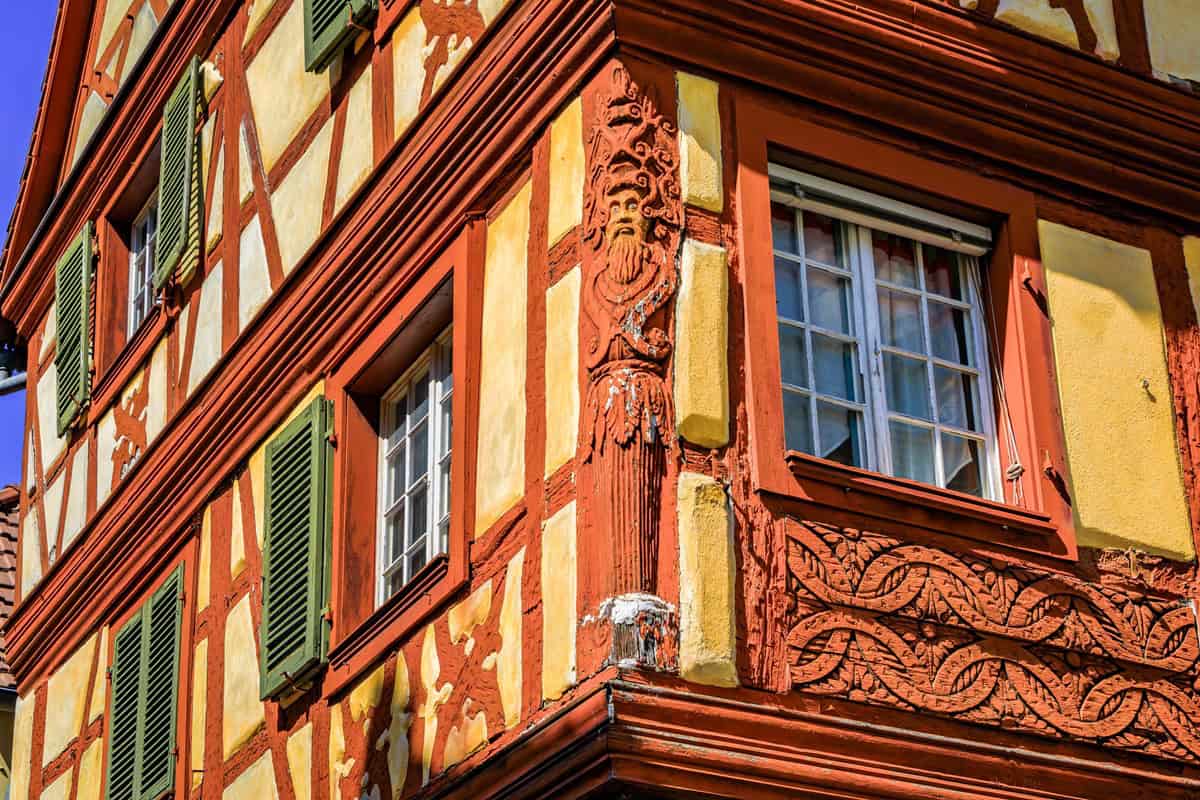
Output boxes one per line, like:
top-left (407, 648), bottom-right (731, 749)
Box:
top-left (783, 518), bottom-right (1200, 762)
top-left (580, 65), bottom-right (682, 596)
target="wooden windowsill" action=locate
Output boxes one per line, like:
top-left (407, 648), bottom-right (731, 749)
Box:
top-left (782, 450), bottom-right (1059, 547)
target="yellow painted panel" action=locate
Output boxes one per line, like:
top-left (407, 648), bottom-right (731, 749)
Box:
top-left (1185, 236), bottom-right (1200, 325)
top-left (9, 694), bottom-right (32, 800)
top-left (75, 738), bottom-right (103, 800)
top-left (335, 66), bottom-right (374, 214)
top-left (547, 99), bottom-right (584, 246)
top-left (994, 0), bottom-right (1079, 50)
top-left (544, 266), bottom-right (580, 477)
top-left (675, 240), bottom-right (729, 448)
top-left (497, 548), bottom-right (524, 728)
top-left (1039, 221), bottom-right (1193, 559)
top-left (676, 73), bottom-right (723, 213)
top-left (191, 639), bottom-right (208, 788)
top-left (287, 722), bottom-right (313, 800)
top-left (245, 0), bottom-right (330, 173)
top-left (392, 10), bottom-right (426, 140)
top-left (1144, 0), bottom-right (1200, 82)
top-left (198, 504), bottom-right (212, 612)
top-left (43, 632), bottom-right (97, 766)
top-left (39, 770), bottom-right (71, 800)
top-left (87, 626), bottom-right (109, 723)
top-left (224, 751), bottom-right (279, 800)
top-left (222, 594), bottom-right (266, 759)
top-left (541, 503), bottom-right (576, 701)
top-left (387, 653), bottom-right (411, 798)
top-left (474, 183), bottom-right (530, 537)
top-left (677, 472), bottom-right (737, 687)
top-left (270, 117), bottom-right (334, 277)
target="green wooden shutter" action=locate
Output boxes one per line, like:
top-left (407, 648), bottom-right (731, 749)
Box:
top-left (106, 613), bottom-right (143, 800)
top-left (138, 566), bottom-right (184, 799)
top-left (54, 222), bottom-right (93, 437)
top-left (260, 397), bottom-right (333, 699)
top-left (303, 0), bottom-right (376, 73)
top-left (156, 57), bottom-right (202, 290)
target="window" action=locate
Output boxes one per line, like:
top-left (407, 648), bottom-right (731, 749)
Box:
top-left (127, 198), bottom-right (158, 337)
top-left (378, 328), bottom-right (452, 603)
top-left (770, 165), bottom-right (1000, 499)
top-left (106, 566), bottom-right (184, 800)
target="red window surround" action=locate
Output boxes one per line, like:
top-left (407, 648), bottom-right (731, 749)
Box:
top-left (733, 90), bottom-right (1076, 560)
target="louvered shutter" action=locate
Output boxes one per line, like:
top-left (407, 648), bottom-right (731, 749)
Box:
top-left (105, 613), bottom-right (143, 800)
top-left (156, 57), bottom-right (202, 290)
top-left (138, 566), bottom-right (183, 799)
top-left (303, 0), bottom-right (376, 73)
top-left (54, 222), bottom-right (93, 436)
top-left (260, 397), bottom-right (333, 699)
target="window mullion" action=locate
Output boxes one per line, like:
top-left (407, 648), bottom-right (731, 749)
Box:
top-left (795, 208), bottom-right (820, 454)
top-left (966, 255), bottom-right (1004, 502)
top-left (857, 226), bottom-right (890, 476)
top-left (915, 245), bottom-right (945, 489)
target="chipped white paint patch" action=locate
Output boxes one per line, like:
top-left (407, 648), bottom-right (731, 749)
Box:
top-left (270, 116), bottom-right (334, 277)
top-left (60, 444), bottom-right (89, 552)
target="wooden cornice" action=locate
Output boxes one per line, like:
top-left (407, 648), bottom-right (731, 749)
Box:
top-left (615, 0), bottom-right (1200, 230)
top-left (5, 0), bottom-right (616, 689)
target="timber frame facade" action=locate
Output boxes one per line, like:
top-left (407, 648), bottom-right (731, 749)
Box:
top-left (3, 0), bottom-right (1200, 799)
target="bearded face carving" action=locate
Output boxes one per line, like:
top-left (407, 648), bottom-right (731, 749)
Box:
top-left (579, 65), bottom-right (682, 597)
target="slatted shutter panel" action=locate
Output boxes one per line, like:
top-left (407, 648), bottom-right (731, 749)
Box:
top-left (54, 222), bottom-right (93, 436)
top-left (260, 397), bottom-right (333, 699)
top-left (106, 614), bottom-right (144, 800)
top-left (303, 0), bottom-right (376, 73)
top-left (155, 57), bottom-right (202, 290)
top-left (138, 566), bottom-right (184, 799)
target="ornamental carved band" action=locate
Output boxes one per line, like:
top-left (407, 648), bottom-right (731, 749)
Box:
top-left (580, 65), bottom-right (682, 596)
top-left (784, 519), bottom-right (1200, 762)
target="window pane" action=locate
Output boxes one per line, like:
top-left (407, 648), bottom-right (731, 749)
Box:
top-left (388, 514), bottom-right (404, 564)
top-left (410, 422), bottom-right (429, 483)
top-left (883, 352), bottom-right (930, 420)
top-left (803, 211), bottom-right (842, 267)
top-left (942, 433), bottom-right (984, 496)
top-left (779, 324), bottom-right (808, 389)
top-left (409, 484), bottom-right (428, 544)
top-left (783, 390), bottom-right (813, 454)
top-left (410, 373), bottom-right (430, 421)
top-left (407, 538), bottom-right (428, 578)
top-left (775, 257), bottom-right (804, 322)
top-left (929, 301), bottom-right (973, 365)
top-left (807, 267), bottom-right (851, 333)
top-left (816, 401), bottom-right (862, 466)
top-left (923, 245), bottom-right (964, 300)
top-left (872, 232), bottom-right (917, 287)
top-left (877, 288), bottom-right (923, 352)
top-left (771, 203), bottom-right (798, 255)
top-left (388, 443), bottom-right (405, 502)
top-left (812, 334), bottom-right (857, 401)
top-left (935, 367), bottom-right (978, 431)
top-left (889, 421), bottom-right (935, 484)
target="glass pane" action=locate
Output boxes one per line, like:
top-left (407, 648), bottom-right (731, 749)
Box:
top-left (803, 211), bottom-right (842, 267)
top-left (935, 367), bottom-right (978, 431)
top-left (388, 444), bottom-right (405, 502)
top-left (807, 267), bottom-right (851, 333)
top-left (883, 352), bottom-right (930, 420)
top-left (923, 245), bottom-right (964, 300)
top-left (783, 390), bottom-right (813, 454)
top-left (439, 460), bottom-right (451, 519)
top-left (929, 301), bottom-right (972, 365)
top-left (775, 257), bottom-right (804, 322)
top-left (877, 288), bottom-right (923, 352)
top-left (872, 232), bottom-right (917, 288)
top-left (385, 407), bottom-right (405, 452)
top-left (812, 334), bottom-right (857, 401)
top-left (889, 421), bottom-right (935, 484)
top-left (409, 484), bottom-right (428, 544)
top-left (816, 401), bottom-right (861, 466)
top-left (410, 372), bottom-right (430, 421)
top-left (410, 421), bottom-right (429, 482)
top-left (778, 324), bottom-right (808, 389)
top-left (388, 570), bottom-right (406, 597)
top-left (388, 514), bottom-right (404, 562)
top-left (439, 397), bottom-right (453, 456)
top-left (407, 538), bottom-right (428, 579)
top-left (942, 433), bottom-right (984, 496)
top-left (771, 203), bottom-right (798, 255)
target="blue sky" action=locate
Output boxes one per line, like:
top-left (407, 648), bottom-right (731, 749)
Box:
top-left (0, 6), bottom-right (56, 488)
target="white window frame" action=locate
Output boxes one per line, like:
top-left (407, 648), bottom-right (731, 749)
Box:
top-left (127, 195), bottom-right (159, 338)
top-left (769, 164), bottom-right (1002, 500)
top-left (376, 328), bottom-right (453, 606)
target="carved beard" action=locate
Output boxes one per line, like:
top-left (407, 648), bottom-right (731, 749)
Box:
top-left (607, 234), bottom-right (651, 285)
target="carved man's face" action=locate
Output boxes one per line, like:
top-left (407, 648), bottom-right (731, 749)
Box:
top-left (605, 187), bottom-right (650, 245)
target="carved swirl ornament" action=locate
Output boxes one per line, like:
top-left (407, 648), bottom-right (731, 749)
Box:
top-left (783, 519), bottom-right (1200, 762)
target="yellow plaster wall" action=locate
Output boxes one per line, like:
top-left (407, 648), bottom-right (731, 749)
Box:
top-left (238, 216), bottom-right (272, 333)
top-left (676, 73), bottom-right (723, 213)
top-left (222, 594), bottom-right (266, 759)
top-left (35, 360), bottom-right (66, 471)
top-left (387, 655), bottom-right (411, 799)
top-left (60, 445), bottom-right (89, 553)
top-left (244, 0), bottom-right (330, 173)
top-left (42, 632), bottom-right (96, 766)
top-left (198, 504), bottom-right (213, 612)
top-left (187, 264), bottom-right (224, 395)
top-left (20, 508), bottom-right (42, 598)
top-left (392, 10), bottom-right (426, 140)
top-left (1187, 237), bottom-right (1200, 324)
top-left (270, 117), bottom-right (334, 277)
top-left (10, 694), bottom-right (33, 800)
top-left (547, 99), bottom-right (584, 246)
top-left (541, 502), bottom-right (577, 701)
top-left (76, 738), bottom-right (104, 800)
top-left (224, 751), bottom-right (279, 800)
top-left (677, 472), bottom-right (738, 687)
top-left (1039, 221), bottom-right (1193, 560)
top-left (544, 267), bottom-right (580, 477)
top-left (87, 626), bottom-right (109, 723)
top-left (1143, 0), bottom-right (1200, 82)
top-left (474, 182), bottom-right (530, 537)
top-left (191, 639), bottom-right (208, 789)
top-left (287, 722), bottom-right (313, 800)
top-left (985, 0), bottom-right (1118, 59)
top-left (335, 67), bottom-right (375, 215)
top-left (675, 241), bottom-right (729, 448)
top-left (496, 549), bottom-right (524, 728)
top-left (39, 771), bottom-right (71, 800)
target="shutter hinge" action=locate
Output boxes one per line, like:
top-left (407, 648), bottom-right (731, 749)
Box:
top-left (1041, 449), bottom-right (1071, 506)
top-left (1019, 258), bottom-right (1049, 317)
